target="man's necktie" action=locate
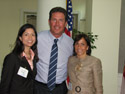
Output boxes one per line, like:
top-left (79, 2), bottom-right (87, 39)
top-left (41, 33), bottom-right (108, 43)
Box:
top-left (47, 39), bottom-right (58, 91)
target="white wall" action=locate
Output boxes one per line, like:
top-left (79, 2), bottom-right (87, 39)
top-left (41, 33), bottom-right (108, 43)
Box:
top-left (72, 0), bottom-right (86, 32)
top-left (118, 0), bottom-right (125, 73)
top-left (91, 0), bottom-right (121, 94)
top-left (86, 0), bottom-right (92, 33)
top-left (118, 73), bottom-right (122, 94)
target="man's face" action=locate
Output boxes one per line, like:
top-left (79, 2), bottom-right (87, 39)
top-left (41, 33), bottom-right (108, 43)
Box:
top-left (49, 12), bottom-right (67, 38)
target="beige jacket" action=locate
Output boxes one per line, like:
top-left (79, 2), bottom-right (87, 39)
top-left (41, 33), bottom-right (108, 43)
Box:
top-left (67, 55), bottom-right (103, 94)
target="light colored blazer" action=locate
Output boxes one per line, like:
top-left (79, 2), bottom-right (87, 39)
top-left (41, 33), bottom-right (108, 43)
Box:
top-left (67, 55), bottom-right (103, 94)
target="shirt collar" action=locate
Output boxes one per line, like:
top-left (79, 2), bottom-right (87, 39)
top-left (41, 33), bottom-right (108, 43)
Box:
top-left (22, 49), bottom-right (35, 60)
top-left (48, 30), bottom-right (63, 43)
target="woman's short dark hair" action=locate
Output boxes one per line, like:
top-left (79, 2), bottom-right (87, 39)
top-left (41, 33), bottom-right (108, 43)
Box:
top-left (73, 33), bottom-right (92, 56)
top-left (49, 7), bottom-right (67, 22)
top-left (12, 24), bottom-right (39, 62)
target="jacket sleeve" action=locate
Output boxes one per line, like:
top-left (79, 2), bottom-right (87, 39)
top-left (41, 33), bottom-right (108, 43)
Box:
top-left (0, 54), bottom-right (17, 94)
top-left (93, 59), bottom-right (103, 94)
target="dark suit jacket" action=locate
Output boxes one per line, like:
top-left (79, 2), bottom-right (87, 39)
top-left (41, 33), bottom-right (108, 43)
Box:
top-left (0, 52), bottom-right (37, 94)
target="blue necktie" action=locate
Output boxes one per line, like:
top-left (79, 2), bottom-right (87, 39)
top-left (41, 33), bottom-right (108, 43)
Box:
top-left (47, 39), bottom-right (58, 91)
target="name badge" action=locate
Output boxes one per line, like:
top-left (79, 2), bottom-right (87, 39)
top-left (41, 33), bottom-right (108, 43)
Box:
top-left (68, 82), bottom-right (72, 90)
top-left (17, 67), bottom-right (28, 78)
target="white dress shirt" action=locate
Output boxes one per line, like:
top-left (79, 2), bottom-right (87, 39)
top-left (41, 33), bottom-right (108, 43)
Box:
top-left (35, 30), bottom-right (74, 84)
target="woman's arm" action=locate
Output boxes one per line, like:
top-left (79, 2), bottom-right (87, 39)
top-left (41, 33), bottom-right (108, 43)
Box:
top-left (93, 59), bottom-right (103, 94)
top-left (0, 53), bottom-right (16, 94)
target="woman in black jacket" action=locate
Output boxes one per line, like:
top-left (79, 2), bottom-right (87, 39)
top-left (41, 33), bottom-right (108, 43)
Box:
top-left (0, 24), bottom-right (39, 94)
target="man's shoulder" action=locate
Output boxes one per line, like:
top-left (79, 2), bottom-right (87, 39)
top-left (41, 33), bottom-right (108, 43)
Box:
top-left (63, 33), bottom-right (74, 42)
top-left (38, 30), bottom-right (50, 39)
top-left (38, 30), bottom-right (49, 35)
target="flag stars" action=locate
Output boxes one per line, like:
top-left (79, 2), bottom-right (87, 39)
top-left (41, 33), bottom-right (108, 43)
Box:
top-left (67, 0), bottom-right (73, 31)
top-left (70, 22), bottom-right (72, 25)
top-left (68, 15), bottom-right (72, 18)
top-left (68, 5), bottom-right (72, 8)
top-left (68, 26), bottom-right (71, 29)
top-left (68, 10), bottom-right (71, 12)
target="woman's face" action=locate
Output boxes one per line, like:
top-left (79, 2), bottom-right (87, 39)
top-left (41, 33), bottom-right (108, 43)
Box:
top-left (19, 28), bottom-right (36, 49)
top-left (75, 38), bottom-right (89, 58)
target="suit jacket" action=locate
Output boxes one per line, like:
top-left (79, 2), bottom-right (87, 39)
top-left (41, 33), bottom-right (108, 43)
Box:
top-left (67, 55), bottom-right (103, 94)
top-left (0, 52), bottom-right (37, 94)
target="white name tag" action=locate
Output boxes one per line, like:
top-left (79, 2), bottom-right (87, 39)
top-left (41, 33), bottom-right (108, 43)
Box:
top-left (68, 82), bottom-right (72, 90)
top-left (17, 67), bottom-right (28, 78)
top-left (66, 81), bottom-right (72, 90)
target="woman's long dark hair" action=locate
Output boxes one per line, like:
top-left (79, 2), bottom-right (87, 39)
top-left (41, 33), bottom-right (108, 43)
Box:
top-left (12, 24), bottom-right (39, 62)
top-left (73, 33), bottom-right (92, 56)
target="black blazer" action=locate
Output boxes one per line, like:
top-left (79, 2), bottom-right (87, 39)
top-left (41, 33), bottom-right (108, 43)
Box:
top-left (0, 53), bottom-right (37, 94)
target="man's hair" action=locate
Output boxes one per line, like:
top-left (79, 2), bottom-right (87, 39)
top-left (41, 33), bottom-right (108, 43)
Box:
top-left (49, 7), bottom-right (67, 22)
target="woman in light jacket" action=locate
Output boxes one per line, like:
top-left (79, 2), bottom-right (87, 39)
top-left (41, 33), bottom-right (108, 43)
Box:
top-left (67, 33), bottom-right (103, 94)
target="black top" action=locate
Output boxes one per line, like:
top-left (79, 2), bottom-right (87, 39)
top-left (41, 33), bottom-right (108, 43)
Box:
top-left (0, 53), bottom-right (37, 94)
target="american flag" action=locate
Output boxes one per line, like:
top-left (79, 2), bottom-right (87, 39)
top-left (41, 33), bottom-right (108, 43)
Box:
top-left (65, 0), bottom-right (73, 37)
top-left (65, 0), bottom-right (73, 88)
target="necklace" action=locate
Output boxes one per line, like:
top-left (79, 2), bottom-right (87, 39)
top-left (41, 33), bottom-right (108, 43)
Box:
top-left (24, 51), bottom-right (31, 60)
